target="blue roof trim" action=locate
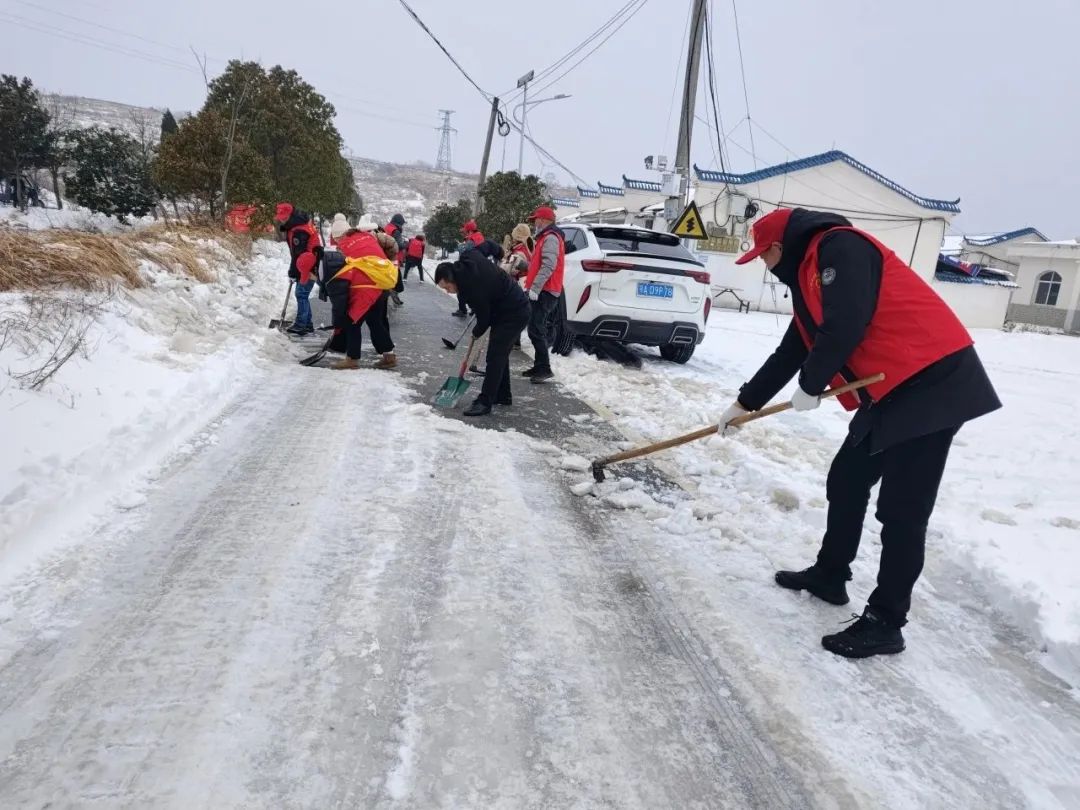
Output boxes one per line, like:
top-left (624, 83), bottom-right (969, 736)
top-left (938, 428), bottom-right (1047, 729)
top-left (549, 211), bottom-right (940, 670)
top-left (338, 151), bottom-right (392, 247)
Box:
top-left (964, 228), bottom-right (1047, 246)
top-left (623, 175), bottom-right (662, 192)
top-left (552, 197), bottom-right (579, 207)
top-left (577, 186), bottom-right (599, 198)
top-left (693, 150), bottom-right (961, 213)
top-left (598, 182), bottom-right (625, 196)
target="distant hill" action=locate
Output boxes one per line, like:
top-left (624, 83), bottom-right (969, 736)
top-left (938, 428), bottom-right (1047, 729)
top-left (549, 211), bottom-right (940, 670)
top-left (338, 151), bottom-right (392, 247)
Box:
top-left (42, 94), bottom-right (574, 229)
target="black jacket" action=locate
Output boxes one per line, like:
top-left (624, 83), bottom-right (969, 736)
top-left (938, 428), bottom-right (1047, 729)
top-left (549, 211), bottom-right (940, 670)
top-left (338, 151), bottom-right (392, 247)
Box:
top-left (279, 209), bottom-right (319, 279)
top-left (738, 208), bottom-right (1001, 452)
top-left (453, 250), bottom-right (529, 338)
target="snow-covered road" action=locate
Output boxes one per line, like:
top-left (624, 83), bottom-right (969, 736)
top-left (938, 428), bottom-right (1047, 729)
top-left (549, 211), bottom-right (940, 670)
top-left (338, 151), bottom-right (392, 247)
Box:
top-left (0, 358), bottom-right (810, 808)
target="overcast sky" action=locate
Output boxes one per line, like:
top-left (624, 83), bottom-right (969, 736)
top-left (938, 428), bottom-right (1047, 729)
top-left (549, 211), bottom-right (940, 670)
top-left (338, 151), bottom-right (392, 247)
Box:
top-left (5, 0), bottom-right (1077, 236)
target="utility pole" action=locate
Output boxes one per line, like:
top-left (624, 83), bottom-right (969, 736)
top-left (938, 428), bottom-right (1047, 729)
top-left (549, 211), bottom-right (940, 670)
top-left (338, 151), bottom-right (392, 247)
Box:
top-left (670, 0), bottom-right (708, 222)
top-left (475, 96), bottom-right (500, 214)
top-left (516, 69), bottom-right (534, 175)
top-left (435, 109), bottom-right (456, 172)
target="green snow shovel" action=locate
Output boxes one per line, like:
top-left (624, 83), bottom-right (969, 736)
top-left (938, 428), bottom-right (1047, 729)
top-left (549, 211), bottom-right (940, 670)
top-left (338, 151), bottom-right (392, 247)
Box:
top-left (269, 280), bottom-right (295, 329)
top-left (433, 335), bottom-right (477, 408)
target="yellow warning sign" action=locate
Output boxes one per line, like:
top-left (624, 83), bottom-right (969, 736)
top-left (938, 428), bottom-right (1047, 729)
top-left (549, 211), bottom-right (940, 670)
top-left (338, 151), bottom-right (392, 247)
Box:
top-left (669, 201), bottom-right (708, 239)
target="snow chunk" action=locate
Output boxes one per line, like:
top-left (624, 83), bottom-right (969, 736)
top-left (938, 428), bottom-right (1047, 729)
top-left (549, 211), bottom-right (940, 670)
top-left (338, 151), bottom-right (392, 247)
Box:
top-left (570, 480), bottom-right (595, 497)
top-left (559, 455), bottom-right (591, 472)
top-left (982, 509), bottom-right (1018, 526)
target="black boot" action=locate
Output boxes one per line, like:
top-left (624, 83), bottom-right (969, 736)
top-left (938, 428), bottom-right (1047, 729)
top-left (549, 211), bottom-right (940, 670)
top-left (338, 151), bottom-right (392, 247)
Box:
top-left (521, 367), bottom-right (537, 378)
top-left (452, 309), bottom-right (467, 319)
top-left (530, 369), bottom-right (554, 384)
top-left (775, 564), bottom-right (850, 606)
top-left (463, 397), bottom-right (492, 417)
top-left (822, 609), bottom-right (905, 659)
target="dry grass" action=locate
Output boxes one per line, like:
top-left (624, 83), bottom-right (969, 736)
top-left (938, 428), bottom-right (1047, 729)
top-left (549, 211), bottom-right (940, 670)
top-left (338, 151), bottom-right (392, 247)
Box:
top-left (0, 223), bottom-right (252, 293)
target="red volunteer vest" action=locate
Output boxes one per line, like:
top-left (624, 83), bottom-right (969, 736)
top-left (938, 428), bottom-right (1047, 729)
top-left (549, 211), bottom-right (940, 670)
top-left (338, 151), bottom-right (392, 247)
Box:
top-left (525, 228), bottom-right (565, 295)
top-left (795, 227), bottom-right (973, 411)
top-left (407, 238), bottom-right (425, 259)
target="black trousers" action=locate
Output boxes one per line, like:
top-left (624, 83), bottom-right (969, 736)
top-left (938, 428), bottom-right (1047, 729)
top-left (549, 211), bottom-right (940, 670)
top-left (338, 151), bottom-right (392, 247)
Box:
top-left (456, 292), bottom-right (469, 314)
top-left (363, 291), bottom-right (395, 355)
top-left (527, 291), bottom-right (559, 372)
top-left (816, 426), bottom-right (959, 627)
top-left (403, 256), bottom-right (424, 281)
top-left (480, 310), bottom-right (530, 404)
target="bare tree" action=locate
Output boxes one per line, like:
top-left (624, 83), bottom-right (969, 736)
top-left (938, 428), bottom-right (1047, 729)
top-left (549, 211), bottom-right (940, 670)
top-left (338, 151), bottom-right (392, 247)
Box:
top-left (43, 95), bottom-right (78, 209)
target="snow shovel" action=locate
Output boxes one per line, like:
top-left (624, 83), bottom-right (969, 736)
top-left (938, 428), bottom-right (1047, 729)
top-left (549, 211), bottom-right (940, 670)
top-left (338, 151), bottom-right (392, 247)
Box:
top-left (299, 332), bottom-right (336, 367)
top-left (441, 315), bottom-right (476, 350)
top-left (269, 280), bottom-right (294, 330)
top-left (433, 336), bottom-right (477, 408)
top-left (590, 373), bottom-right (885, 482)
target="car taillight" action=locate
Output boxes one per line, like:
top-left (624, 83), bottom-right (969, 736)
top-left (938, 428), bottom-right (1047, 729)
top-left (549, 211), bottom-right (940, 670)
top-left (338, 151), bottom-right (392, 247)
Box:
top-left (704, 297), bottom-right (712, 323)
top-left (576, 285), bottom-right (592, 313)
top-left (688, 270), bottom-right (711, 285)
top-left (581, 259), bottom-right (634, 272)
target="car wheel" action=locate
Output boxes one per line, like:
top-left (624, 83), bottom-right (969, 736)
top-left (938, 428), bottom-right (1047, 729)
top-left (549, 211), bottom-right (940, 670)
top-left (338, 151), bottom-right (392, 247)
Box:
top-left (659, 343), bottom-right (695, 364)
top-left (552, 315), bottom-right (576, 357)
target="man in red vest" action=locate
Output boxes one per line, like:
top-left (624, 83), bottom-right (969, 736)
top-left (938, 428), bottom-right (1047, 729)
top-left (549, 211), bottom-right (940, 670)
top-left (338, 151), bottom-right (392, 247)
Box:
top-left (718, 207), bottom-right (1000, 659)
top-left (404, 233), bottom-right (427, 282)
top-left (522, 206), bottom-right (565, 384)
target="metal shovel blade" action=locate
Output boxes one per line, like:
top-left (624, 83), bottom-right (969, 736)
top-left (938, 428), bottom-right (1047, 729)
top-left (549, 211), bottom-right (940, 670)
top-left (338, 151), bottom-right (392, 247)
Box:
top-left (433, 375), bottom-right (471, 408)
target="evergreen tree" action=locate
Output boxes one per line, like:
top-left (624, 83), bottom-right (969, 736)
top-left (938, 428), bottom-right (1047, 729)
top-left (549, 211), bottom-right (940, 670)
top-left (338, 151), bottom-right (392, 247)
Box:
top-left (153, 108), bottom-right (271, 219)
top-left (0, 75), bottom-right (52, 209)
top-left (65, 127), bottom-right (159, 222)
top-left (424, 199), bottom-right (474, 252)
top-left (160, 109), bottom-right (179, 141)
top-left (476, 172), bottom-right (550, 244)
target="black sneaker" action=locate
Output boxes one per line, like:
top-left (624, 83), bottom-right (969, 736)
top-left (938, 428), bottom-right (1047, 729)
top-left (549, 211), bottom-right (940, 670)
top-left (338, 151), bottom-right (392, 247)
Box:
top-left (822, 609), bottom-right (905, 659)
top-left (521, 367), bottom-right (537, 378)
top-left (463, 397), bottom-right (492, 417)
top-left (452, 310), bottom-right (467, 319)
top-left (287, 323), bottom-right (313, 335)
top-left (530, 369), bottom-right (554, 384)
top-left (775, 565), bottom-right (850, 606)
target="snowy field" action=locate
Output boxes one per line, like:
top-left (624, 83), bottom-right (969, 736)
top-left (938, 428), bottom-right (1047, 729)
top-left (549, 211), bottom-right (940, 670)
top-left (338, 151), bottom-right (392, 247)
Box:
top-left (1, 230), bottom-right (1079, 807)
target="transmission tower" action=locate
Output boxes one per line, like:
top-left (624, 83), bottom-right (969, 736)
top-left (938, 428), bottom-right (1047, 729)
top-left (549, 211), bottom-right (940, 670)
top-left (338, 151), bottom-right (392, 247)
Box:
top-left (435, 109), bottom-right (456, 172)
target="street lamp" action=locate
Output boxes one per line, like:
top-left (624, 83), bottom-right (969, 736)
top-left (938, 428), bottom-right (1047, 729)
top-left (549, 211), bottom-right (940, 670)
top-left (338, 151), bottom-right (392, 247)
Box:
top-left (512, 94), bottom-right (572, 174)
top-left (516, 70), bottom-right (534, 175)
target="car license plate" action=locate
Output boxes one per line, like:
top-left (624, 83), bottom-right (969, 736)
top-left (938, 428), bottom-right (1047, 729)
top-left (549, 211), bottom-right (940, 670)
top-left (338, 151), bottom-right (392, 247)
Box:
top-left (637, 281), bottom-right (673, 299)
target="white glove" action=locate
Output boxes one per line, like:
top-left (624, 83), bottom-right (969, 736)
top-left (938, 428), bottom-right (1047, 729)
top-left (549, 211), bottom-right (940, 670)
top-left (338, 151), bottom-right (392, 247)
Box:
top-left (790, 386), bottom-right (821, 412)
top-left (716, 402), bottom-right (748, 435)
top-left (528, 289), bottom-right (540, 302)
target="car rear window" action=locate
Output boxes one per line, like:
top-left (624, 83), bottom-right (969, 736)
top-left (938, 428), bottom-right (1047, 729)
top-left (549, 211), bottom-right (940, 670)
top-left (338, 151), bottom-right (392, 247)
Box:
top-left (592, 228), bottom-right (699, 262)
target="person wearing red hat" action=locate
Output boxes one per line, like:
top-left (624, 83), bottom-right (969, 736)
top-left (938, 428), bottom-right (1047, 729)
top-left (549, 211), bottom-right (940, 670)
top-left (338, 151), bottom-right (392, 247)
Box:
top-left (273, 203), bottom-right (323, 335)
top-left (521, 205), bottom-right (564, 383)
top-left (719, 206), bottom-right (1000, 659)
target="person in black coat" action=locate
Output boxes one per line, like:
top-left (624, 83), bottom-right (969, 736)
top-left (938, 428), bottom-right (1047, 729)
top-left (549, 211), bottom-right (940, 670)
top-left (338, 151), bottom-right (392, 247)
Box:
top-left (435, 251), bottom-right (529, 416)
top-left (718, 207), bottom-right (1001, 659)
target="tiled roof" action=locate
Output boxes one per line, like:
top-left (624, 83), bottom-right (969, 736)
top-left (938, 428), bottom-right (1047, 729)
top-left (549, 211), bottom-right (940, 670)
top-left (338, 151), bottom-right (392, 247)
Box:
top-left (964, 228), bottom-right (1048, 246)
top-left (622, 175), bottom-right (663, 193)
top-left (598, 182), bottom-right (625, 196)
top-left (693, 150), bottom-right (961, 213)
top-left (577, 186), bottom-right (599, 199)
top-left (552, 197), bottom-right (579, 207)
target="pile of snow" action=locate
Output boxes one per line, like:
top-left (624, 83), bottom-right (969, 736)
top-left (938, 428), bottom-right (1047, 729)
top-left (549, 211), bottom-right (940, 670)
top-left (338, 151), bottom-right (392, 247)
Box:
top-left (552, 312), bottom-right (1080, 682)
top-left (0, 234), bottom-right (289, 583)
top-left (0, 202), bottom-right (156, 233)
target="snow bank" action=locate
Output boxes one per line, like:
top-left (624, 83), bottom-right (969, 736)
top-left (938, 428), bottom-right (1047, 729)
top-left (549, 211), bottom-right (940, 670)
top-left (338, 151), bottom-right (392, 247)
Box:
top-left (0, 202), bottom-right (155, 233)
top-left (553, 311), bottom-right (1080, 680)
top-left (0, 235), bottom-right (288, 584)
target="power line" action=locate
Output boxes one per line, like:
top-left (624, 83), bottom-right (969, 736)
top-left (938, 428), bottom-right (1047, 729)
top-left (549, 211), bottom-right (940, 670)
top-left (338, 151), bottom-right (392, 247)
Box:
top-left (528, 0), bottom-right (650, 100)
top-left (15, 0), bottom-right (199, 57)
top-left (729, 0), bottom-right (757, 167)
top-left (396, 0), bottom-right (492, 100)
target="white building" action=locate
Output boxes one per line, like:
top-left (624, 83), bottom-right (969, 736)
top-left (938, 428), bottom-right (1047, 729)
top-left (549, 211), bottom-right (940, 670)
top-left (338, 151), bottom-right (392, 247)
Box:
top-left (1006, 240), bottom-right (1080, 333)
top-left (689, 150), bottom-right (961, 317)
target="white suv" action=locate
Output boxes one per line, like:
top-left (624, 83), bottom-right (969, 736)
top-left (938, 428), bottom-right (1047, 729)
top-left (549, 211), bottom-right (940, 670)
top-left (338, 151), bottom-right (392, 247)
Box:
top-left (552, 224), bottom-right (712, 363)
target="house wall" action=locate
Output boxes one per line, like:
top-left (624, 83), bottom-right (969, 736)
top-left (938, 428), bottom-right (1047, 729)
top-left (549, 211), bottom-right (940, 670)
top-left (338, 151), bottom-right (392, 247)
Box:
top-left (693, 161), bottom-right (953, 285)
top-left (930, 280), bottom-right (1011, 329)
top-left (1004, 254), bottom-right (1080, 332)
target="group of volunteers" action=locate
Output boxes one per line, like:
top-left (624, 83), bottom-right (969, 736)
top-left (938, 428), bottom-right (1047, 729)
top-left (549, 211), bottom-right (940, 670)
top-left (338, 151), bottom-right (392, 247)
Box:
top-left (275, 197), bottom-right (1005, 661)
top-left (271, 202), bottom-right (566, 416)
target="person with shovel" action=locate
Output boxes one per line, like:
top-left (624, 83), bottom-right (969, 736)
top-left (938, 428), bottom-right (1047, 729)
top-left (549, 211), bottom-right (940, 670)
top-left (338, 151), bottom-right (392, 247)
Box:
top-left (434, 249), bottom-right (530, 416)
top-left (717, 206), bottom-right (1001, 660)
top-left (274, 203), bottom-right (323, 335)
top-left (521, 206), bottom-right (565, 384)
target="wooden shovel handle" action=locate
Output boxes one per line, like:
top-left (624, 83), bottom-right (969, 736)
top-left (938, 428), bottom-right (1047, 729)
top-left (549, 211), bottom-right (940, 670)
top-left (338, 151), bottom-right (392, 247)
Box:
top-left (593, 373), bottom-right (884, 470)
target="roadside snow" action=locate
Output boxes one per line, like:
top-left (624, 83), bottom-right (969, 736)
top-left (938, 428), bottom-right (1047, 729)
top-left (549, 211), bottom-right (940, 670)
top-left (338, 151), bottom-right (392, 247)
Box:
top-left (0, 237), bottom-right (289, 585)
top-left (553, 311), bottom-right (1080, 681)
top-left (0, 202), bottom-right (155, 233)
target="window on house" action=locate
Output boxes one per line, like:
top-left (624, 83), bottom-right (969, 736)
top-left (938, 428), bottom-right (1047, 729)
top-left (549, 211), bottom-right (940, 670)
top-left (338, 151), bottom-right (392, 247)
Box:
top-left (1035, 271), bottom-right (1062, 306)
